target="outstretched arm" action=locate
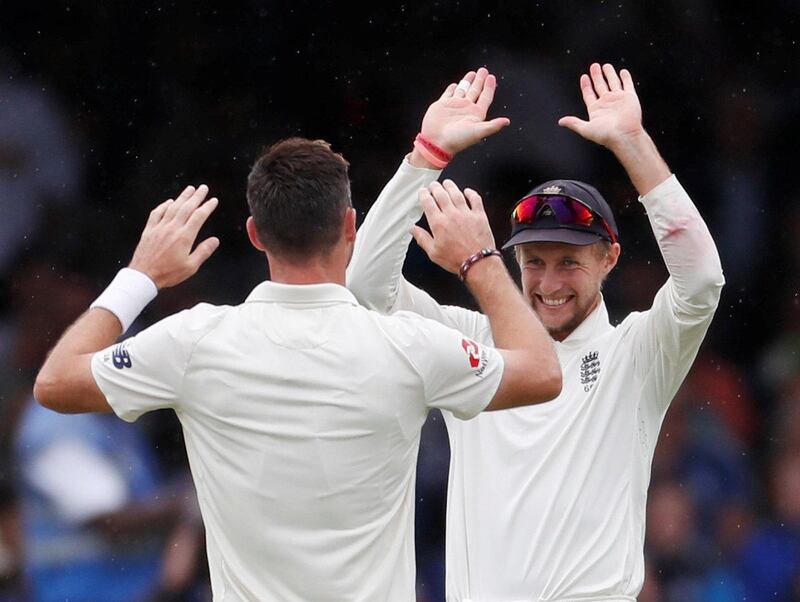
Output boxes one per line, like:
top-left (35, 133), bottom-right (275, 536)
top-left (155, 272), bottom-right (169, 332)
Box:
top-left (34, 185), bottom-right (219, 413)
top-left (347, 68), bottom-right (509, 329)
top-left (560, 64), bottom-right (724, 416)
top-left (558, 63), bottom-right (723, 306)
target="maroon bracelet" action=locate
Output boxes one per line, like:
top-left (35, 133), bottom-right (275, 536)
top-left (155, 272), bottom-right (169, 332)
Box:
top-left (459, 248), bottom-right (503, 282)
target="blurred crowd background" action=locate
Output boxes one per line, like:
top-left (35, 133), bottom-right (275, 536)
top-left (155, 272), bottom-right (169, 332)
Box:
top-left (0, 2), bottom-right (799, 601)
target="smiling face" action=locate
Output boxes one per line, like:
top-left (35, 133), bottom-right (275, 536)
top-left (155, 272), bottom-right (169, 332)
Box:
top-left (517, 240), bottom-right (620, 341)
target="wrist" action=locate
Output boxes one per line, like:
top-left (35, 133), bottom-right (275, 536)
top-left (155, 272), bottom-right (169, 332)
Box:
top-left (90, 268), bottom-right (158, 333)
top-left (408, 148), bottom-right (443, 171)
top-left (606, 127), bottom-right (651, 157)
top-left (459, 248), bottom-right (503, 282)
top-left (412, 133), bottom-right (452, 169)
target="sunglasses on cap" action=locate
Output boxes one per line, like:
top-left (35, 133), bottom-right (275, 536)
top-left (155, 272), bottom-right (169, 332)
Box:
top-left (511, 194), bottom-right (618, 244)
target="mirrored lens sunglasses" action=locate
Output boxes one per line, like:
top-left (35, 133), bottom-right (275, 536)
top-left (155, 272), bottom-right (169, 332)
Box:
top-left (511, 194), bottom-right (618, 244)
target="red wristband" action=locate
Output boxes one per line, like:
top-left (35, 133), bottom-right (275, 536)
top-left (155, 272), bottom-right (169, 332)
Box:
top-left (459, 248), bottom-right (503, 282)
top-left (414, 133), bottom-right (453, 168)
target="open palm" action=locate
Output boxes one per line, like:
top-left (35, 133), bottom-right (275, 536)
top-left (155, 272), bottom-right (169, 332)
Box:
top-left (559, 63), bottom-right (643, 149)
top-left (420, 67), bottom-right (510, 155)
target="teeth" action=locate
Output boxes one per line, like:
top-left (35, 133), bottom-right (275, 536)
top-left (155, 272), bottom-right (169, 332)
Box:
top-left (541, 297), bottom-right (569, 306)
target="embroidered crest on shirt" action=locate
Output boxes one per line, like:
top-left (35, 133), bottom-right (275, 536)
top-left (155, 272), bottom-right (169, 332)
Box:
top-left (580, 350), bottom-right (599, 392)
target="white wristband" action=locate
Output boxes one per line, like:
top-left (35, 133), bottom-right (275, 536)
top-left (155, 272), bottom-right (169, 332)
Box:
top-left (90, 268), bottom-right (158, 333)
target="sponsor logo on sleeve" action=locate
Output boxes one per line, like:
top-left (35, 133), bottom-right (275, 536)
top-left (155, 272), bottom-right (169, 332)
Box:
top-left (111, 344), bottom-right (133, 369)
top-left (461, 338), bottom-right (490, 378)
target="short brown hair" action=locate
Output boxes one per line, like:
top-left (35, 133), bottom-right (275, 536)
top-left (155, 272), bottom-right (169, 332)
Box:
top-left (246, 138), bottom-right (351, 259)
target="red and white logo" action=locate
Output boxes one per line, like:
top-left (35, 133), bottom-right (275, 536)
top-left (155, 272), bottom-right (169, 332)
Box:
top-left (461, 338), bottom-right (481, 369)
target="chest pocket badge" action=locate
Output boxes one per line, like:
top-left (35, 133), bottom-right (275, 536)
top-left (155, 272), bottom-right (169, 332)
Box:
top-left (580, 351), bottom-right (600, 392)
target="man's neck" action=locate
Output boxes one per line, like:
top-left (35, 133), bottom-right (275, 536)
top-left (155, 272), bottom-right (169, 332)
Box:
top-left (267, 258), bottom-right (346, 286)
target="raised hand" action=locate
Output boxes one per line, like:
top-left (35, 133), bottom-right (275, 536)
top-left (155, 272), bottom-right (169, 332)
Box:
top-left (129, 185), bottom-right (220, 289)
top-left (558, 63), bottom-right (644, 151)
top-left (410, 179), bottom-right (496, 275)
top-left (418, 67), bottom-right (511, 157)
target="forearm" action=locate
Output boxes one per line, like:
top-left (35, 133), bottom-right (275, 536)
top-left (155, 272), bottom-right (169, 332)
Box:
top-left (33, 308), bottom-right (121, 412)
top-left (465, 258), bottom-right (561, 405)
top-left (609, 130), bottom-right (672, 196)
top-left (347, 157), bottom-right (441, 312)
top-left (641, 176), bottom-right (725, 307)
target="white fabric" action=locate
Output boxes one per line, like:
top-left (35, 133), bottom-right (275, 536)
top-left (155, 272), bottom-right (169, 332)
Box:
top-left (91, 281), bottom-right (503, 602)
top-left (347, 160), bottom-right (724, 602)
top-left (90, 268), bottom-right (158, 333)
top-left (26, 438), bottom-right (129, 524)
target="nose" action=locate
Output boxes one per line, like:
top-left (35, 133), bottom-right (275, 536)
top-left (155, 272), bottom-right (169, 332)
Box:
top-left (538, 267), bottom-right (562, 296)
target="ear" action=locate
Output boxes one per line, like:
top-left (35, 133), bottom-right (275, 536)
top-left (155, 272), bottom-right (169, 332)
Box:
top-left (343, 207), bottom-right (356, 244)
top-left (603, 242), bottom-right (621, 276)
top-left (246, 217), bottom-right (266, 251)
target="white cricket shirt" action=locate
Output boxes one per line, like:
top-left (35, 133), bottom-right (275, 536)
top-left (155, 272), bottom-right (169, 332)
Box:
top-left (347, 160), bottom-right (724, 602)
top-left (91, 281), bottom-right (504, 602)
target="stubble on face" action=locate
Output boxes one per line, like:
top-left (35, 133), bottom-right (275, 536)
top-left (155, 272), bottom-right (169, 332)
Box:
top-left (518, 241), bottom-right (613, 342)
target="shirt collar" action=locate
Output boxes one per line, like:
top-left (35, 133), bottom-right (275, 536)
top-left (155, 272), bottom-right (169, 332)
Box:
top-left (245, 281), bottom-right (359, 306)
top-left (555, 294), bottom-right (612, 350)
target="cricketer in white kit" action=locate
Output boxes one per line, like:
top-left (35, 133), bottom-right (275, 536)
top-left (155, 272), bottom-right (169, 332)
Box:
top-left (347, 64), bottom-right (724, 601)
top-left (33, 80), bottom-right (563, 601)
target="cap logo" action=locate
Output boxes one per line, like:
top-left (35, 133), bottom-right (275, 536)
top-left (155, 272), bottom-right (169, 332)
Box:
top-left (542, 185), bottom-right (562, 194)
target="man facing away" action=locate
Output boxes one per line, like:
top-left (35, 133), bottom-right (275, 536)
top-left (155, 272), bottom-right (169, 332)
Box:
top-left (33, 130), bottom-right (561, 599)
top-left (347, 64), bottom-right (725, 601)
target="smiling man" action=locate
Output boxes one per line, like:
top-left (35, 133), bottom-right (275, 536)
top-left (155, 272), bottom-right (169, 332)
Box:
top-left (506, 178), bottom-right (620, 342)
top-left (347, 64), bottom-right (725, 601)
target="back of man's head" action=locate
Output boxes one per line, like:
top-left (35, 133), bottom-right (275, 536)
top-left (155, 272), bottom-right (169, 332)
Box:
top-left (247, 138), bottom-right (351, 260)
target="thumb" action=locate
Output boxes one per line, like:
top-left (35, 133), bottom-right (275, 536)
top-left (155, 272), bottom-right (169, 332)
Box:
top-left (410, 225), bottom-right (435, 256)
top-left (478, 117), bottom-right (511, 138)
top-left (190, 236), bottom-right (220, 269)
top-left (557, 116), bottom-right (590, 136)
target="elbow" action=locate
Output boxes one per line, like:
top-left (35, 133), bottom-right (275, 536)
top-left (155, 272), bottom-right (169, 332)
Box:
top-left (33, 376), bottom-right (52, 410)
top-left (540, 364), bottom-right (563, 402)
top-left (33, 372), bottom-right (65, 412)
top-left (524, 360), bottom-right (562, 404)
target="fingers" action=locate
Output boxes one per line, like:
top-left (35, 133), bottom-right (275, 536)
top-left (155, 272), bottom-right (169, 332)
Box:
top-left (453, 70), bottom-right (476, 97)
top-left (620, 68), bottom-right (635, 91)
top-left (589, 63), bottom-right (608, 95)
top-left (579, 73), bottom-right (597, 107)
top-left (189, 236), bottom-right (220, 270)
top-left (463, 188), bottom-right (484, 212)
top-left (439, 82), bottom-right (457, 100)
top-left (466, 67), bottom-right (488, 103)
top-left (185, 197), bottom-right (219, 237)
top-left (557, 115), bottom-right (589, 137)
top-left (428, 181), bottom-right (456, 212)
top-left (147, 199), bottom-right (174, 227)
top-left (441, 179), bottom-right (467, 208)
top-left (164, 185), bottom-right (196, 219)
top-left (475, 73), bottom-right (498, 115)
top-left (410, 224), bottom-right (434, 256)
top-left (418, 188), bottom-right (442, 222)
top-left (477, 117), bottom-right (511, 139)
top-left (602, 63), bottom-right (621, 91)
top-left (175, 185), bottom-right (210, 222)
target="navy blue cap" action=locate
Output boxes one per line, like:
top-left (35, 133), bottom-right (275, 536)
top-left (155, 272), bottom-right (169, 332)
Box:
top-left (502, 179), bottom-right (619, 249)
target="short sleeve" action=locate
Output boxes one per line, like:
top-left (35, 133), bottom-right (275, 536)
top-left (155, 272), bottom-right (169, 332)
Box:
top-left (395, 313), bottom-right (504, 420)
top-left (91, 311), bottom-right (191, 422)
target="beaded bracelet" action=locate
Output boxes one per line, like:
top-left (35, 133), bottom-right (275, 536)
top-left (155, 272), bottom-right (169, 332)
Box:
top-left (459, 248), bottom-right (503, 282)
